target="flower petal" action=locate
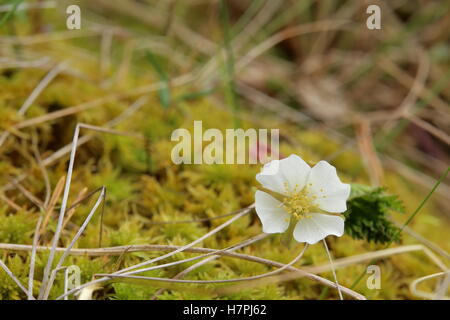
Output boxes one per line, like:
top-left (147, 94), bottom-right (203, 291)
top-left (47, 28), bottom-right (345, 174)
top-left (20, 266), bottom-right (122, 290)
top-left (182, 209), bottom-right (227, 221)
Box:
top-left (307, 161), bottom-right (350, 213)
top-left (293, 213), bottom-right (344, 244)
top-left (255, 190), bottom-right (290, 233)
top-left (256, 154), bottom-right (311, 195)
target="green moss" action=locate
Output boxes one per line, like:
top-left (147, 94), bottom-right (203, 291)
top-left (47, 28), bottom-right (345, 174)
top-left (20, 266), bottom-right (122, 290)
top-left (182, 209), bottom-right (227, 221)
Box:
top-left (0, 4), bottom-right (448, 300)
top-left (0, 207), bottom-right (36, 244)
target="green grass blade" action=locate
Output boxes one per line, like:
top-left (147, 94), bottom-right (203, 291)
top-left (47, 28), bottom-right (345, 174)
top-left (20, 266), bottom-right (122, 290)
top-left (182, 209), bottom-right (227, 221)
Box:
top-left (0, 0), bottom-right (24, 28)
top-left (145, 51), bottom-right (171, 109)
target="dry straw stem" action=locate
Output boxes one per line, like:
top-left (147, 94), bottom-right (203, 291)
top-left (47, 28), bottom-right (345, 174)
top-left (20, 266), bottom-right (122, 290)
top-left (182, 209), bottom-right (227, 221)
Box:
top-left (61, 187), bottom-right (89, 231)
top-left (31, 135), bottom-right (51, 207)
top-left (102, 239), bottom-right (308, 281)
top-left (28, 215), bottom-right (43, 300)
top-left (378, 58), bottom-right (448, 116)
top-left (94, 0), bottom-right (215, 55)
top-left (39, 176), bottom-right (65, 237)
top-left (0, 63), bottom-right (64, 148)
top-left (304, 244), bottom-right (448, 275)
top-left (14, 95), bottom-right (152, 299)
top-left (394, 49), bottom-right (430, 119)
top-left (0, 96), bottom-right (148, 194)
top-left (232, 0), bottom-right (283, 51)
top-left (8, 179), bottom-right (44, 210)
top-left (56, 206), bottom-right (259, 300)
top-left (0, 193), bottom-right (22, 212)
top-left (323, 239), bottom-right (343, 300)
top-left (1, 243), bottom-right (446, 273)
top-left (117, 205), bottom-right (255, 275)
top-left (7, 240), bottom-right (446, 299)
top-left (235, 20), bottom-right (352, 72)
top-left (151, 234), bottom-right (271, 299)
top-left (0, 258), bottom-right (30, 299)
top-left (395, 223), bottom-right (450, 261)
top-left (354, 118), bottom-right (384, 186)
top-left (41, 187), bottom-right (107, 300)
top-left (0, 57), bottom-right (51, 69)
top-left (39, 122), bottom-right (143, 299)
top-left (198, 0), bottom-right (284, 82)
top-left (10, 69), bottom-right (195, 132)
top-left (0, 29), bottom-right (98, 45)
top-left (91, 242), bottom-right (363, 300)
top-left (93, 243), bottom-right (365, 301)
top-left (0, 1), bottom-right (56, 12)
top-left (199, 19), bottom-right (352, 85)
top-left (99, 234), bottom-right (274, 289)
top-left (434, 272), bottom-right (450, 300)
top-left (410, 271), bottom-right (450, 300)
top-left (404, 113), bottom-right (450, 146)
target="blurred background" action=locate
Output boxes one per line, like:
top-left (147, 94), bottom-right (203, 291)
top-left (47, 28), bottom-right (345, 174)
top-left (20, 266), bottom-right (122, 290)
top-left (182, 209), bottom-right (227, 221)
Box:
top-left (0, 0), bottom-right (449, 300)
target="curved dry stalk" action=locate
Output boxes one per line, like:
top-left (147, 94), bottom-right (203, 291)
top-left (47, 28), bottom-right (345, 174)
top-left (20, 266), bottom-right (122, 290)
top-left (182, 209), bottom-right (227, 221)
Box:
top-left (378, 58), bottom-right (449, 116)
top-left (116, 204), bottom-right (254, 275)
top-left (96, 245), bottom-right (366, 300)
top-left (198, 0), bottom-right (283, 82)
top-left (99, 243), bottom-right (309, 283)
top-left (38, 123), bottom-right (85, 299)
top-left (8, 179), bottom-right (44, 210)
top-left (393, 222), bottom-right (449, 261)
top-left (0, 29), bottom-right (99, 45)
top-left (19, 63), bottom-right (65, 114)
top-left (0, 95), bottom-right (147, 194)
top-left (0, 193), bottom-right (22, 211)
top-left (95, 0), bottom-right (215, 55)
top-left (100, 30), bottom-right (113, 76)
top-left (151, 234), bottom-right (269, 299)
top-left (0, 63), bottom-right (64, 149)
top-left (410, 271), bottom-right (450, 300)
top-left (40, 176), bottom-right (65, 236)
top-left (62, 187), bottom-right (89, 231)
top-left (13, 97), bottom-right (120, 130)
top-left (28, 215), bottom-right (43, 300)
top-left (35, 116), bottom-right (249, 299)
top-left (0, 57), bottom-right (51, 69)
top-left (435, 271), bottom-right (450, 300)
top-left (116, 233), bottom-right (268, 277)
top-left (31, 135), bottom-right (51, 207)
top-left (0, 259), bottom-right (30, 299)
top-left (4, 242), bottom-right (446, 272)
top-left (305, 244), bottom-right (448, 274)
top-left (38, 123), bottom-right (141, 299)
top-left (57, 243), bottom-right (364, 300)
top-left (11, 71), bottom-right (193, 132)
top-left (235, 20), bottom-right (351, 72)
top-left (404, 114), bottom-right (450, 146)
top-left (399, 50), bottom-right (430, 115)
top-left (323, 239), bottom-right (343, 300)
top-left (41, 187), bottom-right (106, 300)
top-left (3, 241), bottom-right (444, 300)
top-left (0, 0), bottom-right (55, 12)
top-left (55, 227), bottom-right (268, 300)
top-left (146, 209), bottom-right (242, 225)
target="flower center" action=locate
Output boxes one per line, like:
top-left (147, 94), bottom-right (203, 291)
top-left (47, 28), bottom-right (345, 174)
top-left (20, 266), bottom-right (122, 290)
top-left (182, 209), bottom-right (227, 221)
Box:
top-left (281, 182), bottom-right (317, 221)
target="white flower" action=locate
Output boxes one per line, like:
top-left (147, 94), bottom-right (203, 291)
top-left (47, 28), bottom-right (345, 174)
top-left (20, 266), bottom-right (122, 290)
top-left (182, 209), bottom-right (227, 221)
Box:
top-left (255, 154), bottom-right (351, 245)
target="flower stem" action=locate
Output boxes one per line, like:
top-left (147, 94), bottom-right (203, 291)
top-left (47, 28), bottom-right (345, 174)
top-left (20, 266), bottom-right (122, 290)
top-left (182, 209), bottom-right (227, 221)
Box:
top-left (281, 217), bottom-right (297, 248)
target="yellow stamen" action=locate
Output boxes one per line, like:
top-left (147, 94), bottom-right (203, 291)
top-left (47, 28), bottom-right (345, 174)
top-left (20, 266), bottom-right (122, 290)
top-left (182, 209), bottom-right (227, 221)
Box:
top-left (280, 182), bottom-right (317, 221)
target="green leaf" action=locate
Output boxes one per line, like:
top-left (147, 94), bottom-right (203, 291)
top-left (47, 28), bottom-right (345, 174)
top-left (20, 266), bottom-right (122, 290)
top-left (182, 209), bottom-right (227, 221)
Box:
top-left (343, 184), bottom-right (404, 244)
top-left (145, 51), bottom-right (171, 109)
